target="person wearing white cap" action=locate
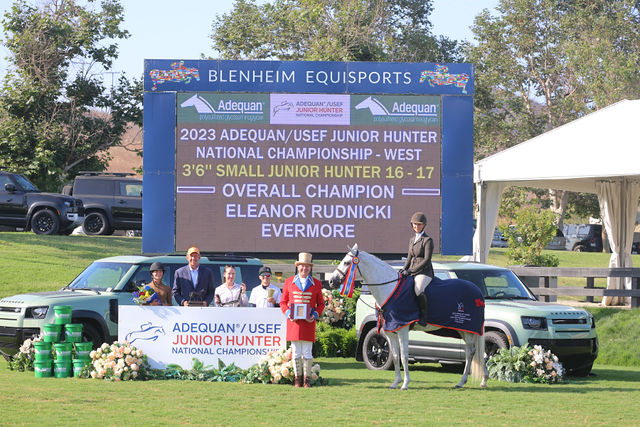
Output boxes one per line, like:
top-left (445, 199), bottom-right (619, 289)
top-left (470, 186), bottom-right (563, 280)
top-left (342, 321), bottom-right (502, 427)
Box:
top-left (249, 266), bottom-right (281, 308)
top-left (279, 252), bottom-right (325, 388)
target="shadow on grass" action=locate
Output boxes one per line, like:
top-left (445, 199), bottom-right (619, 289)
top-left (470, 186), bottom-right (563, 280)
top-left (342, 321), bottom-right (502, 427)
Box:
top-left (318, 359), bottom-right (640, 391)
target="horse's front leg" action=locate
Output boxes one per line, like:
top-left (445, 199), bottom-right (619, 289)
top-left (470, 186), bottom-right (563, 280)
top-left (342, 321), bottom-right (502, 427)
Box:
top-left (385, 332), bottom-right (402, 389)
top-left (397, 327), bottom-right (410, 390)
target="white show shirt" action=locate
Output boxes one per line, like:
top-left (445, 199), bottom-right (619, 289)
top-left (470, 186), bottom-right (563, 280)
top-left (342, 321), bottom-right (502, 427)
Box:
top-left (249, 284), bottom-right (282, 308)
top-left (215, 283), bottom-right (248, 307)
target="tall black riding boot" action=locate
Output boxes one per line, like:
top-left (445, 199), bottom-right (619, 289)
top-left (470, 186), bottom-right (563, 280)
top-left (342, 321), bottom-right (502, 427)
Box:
top-left (417, 293), bottom-right (428, 326)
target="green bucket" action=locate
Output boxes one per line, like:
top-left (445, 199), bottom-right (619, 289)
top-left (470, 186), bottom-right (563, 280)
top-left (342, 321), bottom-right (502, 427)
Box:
top-left (53, 360), bottom-right (72, 378)
top-left (64, 323), bottom-right (83, 343)
top-left (42, 324), bottom-right (61, 343)
top-left (53, 305), bottom-right (72, 325)
top-left (34, 341), bottom-right (52, 360)
top-left (72, 358), bottom-right (90, 377)
top-left (34, 359), bottom-right (52, 378)
top-left (54, 342), bottom-right (73, 360)
top-left (74, 341), bottom-right (93, 359)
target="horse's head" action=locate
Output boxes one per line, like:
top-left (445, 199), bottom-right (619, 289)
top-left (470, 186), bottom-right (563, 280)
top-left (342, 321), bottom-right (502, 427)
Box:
top-left (327, 244), bottom-right (359, 289)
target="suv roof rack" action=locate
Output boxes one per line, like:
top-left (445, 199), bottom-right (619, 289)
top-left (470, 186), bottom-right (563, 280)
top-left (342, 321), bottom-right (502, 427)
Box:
top-left (78, 171), bottom-right (135, 177)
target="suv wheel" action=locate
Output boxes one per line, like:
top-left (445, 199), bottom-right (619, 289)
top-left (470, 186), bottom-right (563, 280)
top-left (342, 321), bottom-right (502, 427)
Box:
top-left (484, 331), bottom-right (509, 360)
top-left (31, 209), bottom-right (60, 235)
top-left (573, 245), bottom-right (586, 252)
top-left (362, 328), bottom-right (393, 370)
top-left (80, 322), bottom-right (103, 349)
top-left (568, 362), bottom-right (593, 377)
top-left (83, 212), bottom-right (111, 235)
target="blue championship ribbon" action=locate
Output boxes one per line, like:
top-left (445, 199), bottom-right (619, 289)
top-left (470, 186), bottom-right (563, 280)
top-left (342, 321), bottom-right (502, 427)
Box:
top-left (340, 256), bottom-right (359, 298)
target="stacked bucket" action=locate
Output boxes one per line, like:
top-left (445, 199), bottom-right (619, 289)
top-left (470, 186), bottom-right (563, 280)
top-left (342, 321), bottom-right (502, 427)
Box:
top-left (32, 306), bottom-right (92, 378)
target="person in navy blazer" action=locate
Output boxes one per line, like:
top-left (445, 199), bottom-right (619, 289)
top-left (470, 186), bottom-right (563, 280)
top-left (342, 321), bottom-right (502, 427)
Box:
top-left (172, 246), bottom-right (215, 306)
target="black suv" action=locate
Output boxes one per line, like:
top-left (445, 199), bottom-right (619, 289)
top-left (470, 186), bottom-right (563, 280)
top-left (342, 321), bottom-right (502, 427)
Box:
top-left (0, 170), bottom-right (84, 234)
top-left (62, 172), bottom-right (142, 235)
top-left (563, 224), bottom-right (604, 252)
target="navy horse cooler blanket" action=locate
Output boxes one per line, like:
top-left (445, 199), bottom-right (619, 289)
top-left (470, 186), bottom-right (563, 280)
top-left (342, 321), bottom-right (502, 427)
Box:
top-left (379, 276), bottom-right (485, 336)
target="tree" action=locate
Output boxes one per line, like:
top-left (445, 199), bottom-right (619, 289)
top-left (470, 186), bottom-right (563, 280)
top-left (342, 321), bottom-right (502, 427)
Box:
top-left (468, 0), bottom-right (640, 223)
top-left (0, 0), bottom-right (142, 191)
top-left (499, 206), bottom-right (560, 267)
top-left (209, 0), bottom-right (462, 62)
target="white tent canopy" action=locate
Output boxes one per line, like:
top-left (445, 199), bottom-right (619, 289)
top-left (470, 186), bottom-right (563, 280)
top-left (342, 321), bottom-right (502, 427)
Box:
top-left (472, 99), bottom-right (640, 306)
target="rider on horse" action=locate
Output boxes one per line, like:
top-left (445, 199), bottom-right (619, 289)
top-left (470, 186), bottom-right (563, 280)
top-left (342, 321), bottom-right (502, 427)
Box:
top-left (401, 212), bottom-right (434, 326)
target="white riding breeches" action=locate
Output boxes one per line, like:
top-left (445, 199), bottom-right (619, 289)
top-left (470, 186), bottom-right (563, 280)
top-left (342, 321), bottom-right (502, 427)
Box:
top-left (414, 274), bottom-right (432, 296)
top-left (291, 340), bottom-right (313, 359)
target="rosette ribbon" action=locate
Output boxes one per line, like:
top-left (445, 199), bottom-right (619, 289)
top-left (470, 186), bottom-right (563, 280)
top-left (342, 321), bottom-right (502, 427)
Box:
top-left (339, 256), bottom-right (359, 298)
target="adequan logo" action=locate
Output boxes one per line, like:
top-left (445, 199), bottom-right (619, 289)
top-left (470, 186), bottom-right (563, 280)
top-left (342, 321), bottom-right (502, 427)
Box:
top-left (180, 94), bottom-right (264, 115)
top-left (354, 96), bottom-right (438, 118)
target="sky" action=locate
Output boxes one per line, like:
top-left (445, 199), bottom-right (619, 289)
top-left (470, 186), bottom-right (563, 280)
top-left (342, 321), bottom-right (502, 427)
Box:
top-left (0, 0), bottom-right (500, 85)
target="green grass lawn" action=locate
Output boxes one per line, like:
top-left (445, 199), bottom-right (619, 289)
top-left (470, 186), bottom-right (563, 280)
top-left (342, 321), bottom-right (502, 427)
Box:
top-left (1, 357), bottom-right (640, 425)
top-left (0, 232), bottom-right (141, 298)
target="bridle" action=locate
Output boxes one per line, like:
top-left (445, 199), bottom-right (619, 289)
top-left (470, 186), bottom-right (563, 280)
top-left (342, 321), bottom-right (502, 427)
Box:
top-left (333, 248), bottom-right (401, 288)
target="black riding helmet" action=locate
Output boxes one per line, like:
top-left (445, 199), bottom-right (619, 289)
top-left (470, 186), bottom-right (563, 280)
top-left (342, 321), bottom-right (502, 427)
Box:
top-left (410, 212), bottom-right (427, 227)
top-left (150, 262), bottom-right (165, 272)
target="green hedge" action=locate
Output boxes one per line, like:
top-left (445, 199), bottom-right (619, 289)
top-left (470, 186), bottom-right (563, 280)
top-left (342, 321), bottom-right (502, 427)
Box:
top-left (313, 323), bottom-right (357, 358)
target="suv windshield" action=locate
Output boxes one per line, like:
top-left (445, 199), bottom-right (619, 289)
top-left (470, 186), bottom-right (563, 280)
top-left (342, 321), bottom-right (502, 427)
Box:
top-left (445, 269), bottom-right (535, 300)
top-left (13, 174), bottom-right (39, 192)
top-left (66, 262), bottom-right (134, 291)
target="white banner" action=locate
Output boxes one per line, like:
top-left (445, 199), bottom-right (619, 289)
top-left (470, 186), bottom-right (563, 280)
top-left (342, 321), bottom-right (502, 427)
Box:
top-left (118, 306), bottom-right (286, 369)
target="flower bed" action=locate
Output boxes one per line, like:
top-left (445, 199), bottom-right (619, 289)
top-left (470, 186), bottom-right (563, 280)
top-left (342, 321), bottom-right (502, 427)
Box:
top-left (7, 335), bottom-right (41, 371)
top-left (487, 345), bottom-right (564, 384)
top-left (78, 341), bottom-right (149, 381)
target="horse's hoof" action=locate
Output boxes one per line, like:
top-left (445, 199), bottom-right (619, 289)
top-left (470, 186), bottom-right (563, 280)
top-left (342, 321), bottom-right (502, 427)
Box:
top-left (400, 386), bottom-right (408, 390)
top-left (388, 385), bottom-right (398, 389)
top-left (454, 384), bottom-right (463, 389)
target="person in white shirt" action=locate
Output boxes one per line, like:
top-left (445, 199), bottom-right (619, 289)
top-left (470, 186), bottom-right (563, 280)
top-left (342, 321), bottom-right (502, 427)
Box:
top-left (249, 266), bottom-right (282, 308)
top-left (214, 265), bottom-right (248, 307)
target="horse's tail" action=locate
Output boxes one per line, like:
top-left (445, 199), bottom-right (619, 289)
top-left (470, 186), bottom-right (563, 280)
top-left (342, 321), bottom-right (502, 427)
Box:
top-left (471, 333), bottom-right (485, 382)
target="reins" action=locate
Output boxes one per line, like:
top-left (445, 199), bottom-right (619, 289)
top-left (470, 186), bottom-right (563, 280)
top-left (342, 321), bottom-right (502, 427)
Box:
top-left (336, 250), bottom-right (401, 287)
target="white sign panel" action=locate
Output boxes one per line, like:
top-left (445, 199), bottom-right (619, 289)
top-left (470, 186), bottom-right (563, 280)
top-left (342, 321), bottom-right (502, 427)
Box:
top-left (118, 306), bottom-right (286, 369)
top-left (269, 93), bottom-right (350, 125)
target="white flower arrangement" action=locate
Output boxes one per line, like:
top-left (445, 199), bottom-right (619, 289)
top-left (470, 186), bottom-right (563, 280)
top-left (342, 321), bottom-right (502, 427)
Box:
top-left (528, 345), bottom-right (564, 383)
top-left (8, 335), bottom-right (42, 371)
top-left (487, 344), bottom-right (564, 384)
top-left (83, 341), bottom-right (148, 381)
top-left (246, 347), bottom-right (321, 385)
